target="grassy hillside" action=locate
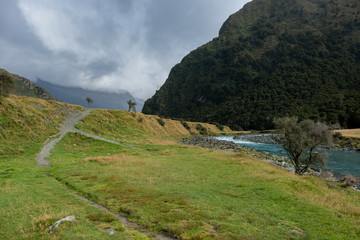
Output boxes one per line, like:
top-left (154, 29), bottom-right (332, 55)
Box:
top-left (1, 95), bottom-right (360, 239)
top-left (76, 110), bottom-right (232, 145)
top-left (0, 96), bottom-right (146, 239)
top-left (0, 68), bottom-right (55, 100)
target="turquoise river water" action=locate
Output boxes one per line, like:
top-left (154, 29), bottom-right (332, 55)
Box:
top-left (215, 135), bottom-right (360, 178)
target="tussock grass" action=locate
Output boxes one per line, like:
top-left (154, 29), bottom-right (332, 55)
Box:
top-left (335, 128), bottom-right (360, 138)
top-left (0, 95), bottom-right (82, 145)
top-left (76, 110), bottom-right (232, 144)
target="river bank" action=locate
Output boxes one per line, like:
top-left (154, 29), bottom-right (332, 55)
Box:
top-left (180, 136), bottom-right (360, 192)
top-left (232, 133), bottom-right (360, 152)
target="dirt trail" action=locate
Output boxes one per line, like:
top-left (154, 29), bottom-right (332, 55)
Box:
top-left (37, 109), bottom-right (175, 239)
top-left (36, 109), bottom-right (93, 167)
top-left (74, 129), bottom-right (138, 149)
top-left (70, 188), bottom-right (175, 240)
top-left (36, 109), bottom-right (137, 167)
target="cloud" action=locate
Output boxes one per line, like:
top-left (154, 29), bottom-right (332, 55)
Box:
top-left (0, 0), bottom-right (248, 99)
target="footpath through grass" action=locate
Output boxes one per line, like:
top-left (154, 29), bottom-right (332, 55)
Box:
top-left (48, 109), bottom-right (360, 239)
top-left (0, 144), bottom-right (146, 239)
top-left (0, 96), bottom-right (147, 239)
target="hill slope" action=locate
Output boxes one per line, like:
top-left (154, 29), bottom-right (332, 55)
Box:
top-left (0, 68), bottom-right (55, 100)
top-left (143, 0), bottom-right (360, 130)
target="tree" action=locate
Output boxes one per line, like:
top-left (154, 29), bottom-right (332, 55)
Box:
top-left (0, 69), bottom-right (15, 103)
top-left (86, 97), bottom-right (93, 107)
top-left (127, 100), bottom-right (136, 112)
top-left (272, 117), bottom-right (333, 175)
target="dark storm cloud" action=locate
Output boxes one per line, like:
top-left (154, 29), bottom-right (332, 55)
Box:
top-left (0, 0), bottom-right (249, 99)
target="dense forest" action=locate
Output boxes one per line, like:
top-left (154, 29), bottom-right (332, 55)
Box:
top-left (143, 0), bottom-right (360, 130)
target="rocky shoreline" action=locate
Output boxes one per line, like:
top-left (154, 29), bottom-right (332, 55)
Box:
top-left (180, 136), bottom-right (360, 191)
top-left (233, 133), bottom-right (360, 152)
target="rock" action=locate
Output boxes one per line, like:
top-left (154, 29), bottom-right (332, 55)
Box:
top-left (106, 228), bottom-right (116, 235)
top-left (47, 216), bottom-right (76, 232)
top-left (233, 134), bottom-right (276, 144)
top-left (0, 170), bottom-right (10, 175)
top-left (180, 137), bottom-right (239, 151)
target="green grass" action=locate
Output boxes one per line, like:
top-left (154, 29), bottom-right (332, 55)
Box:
top-left (49, 132), bottom-right (360, 239)
top-left (0, 96), bottom-right (147, 239)
top-left (0, 143), bottom-right (147, 239)
top-left (76, 109), bottom-right (232, 145)
top-left (2, 96), bottom-right (360, 239)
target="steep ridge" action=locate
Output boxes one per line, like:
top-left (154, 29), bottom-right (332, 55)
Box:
top-left (0, 68), bottom-right (55, 100)
top-left (143, 0), bottom-right (360, 130)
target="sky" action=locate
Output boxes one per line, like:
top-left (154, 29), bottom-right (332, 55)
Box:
top-left (0, 0), bottom-right (249, 100)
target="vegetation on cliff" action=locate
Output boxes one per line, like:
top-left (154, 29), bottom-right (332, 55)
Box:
top-left (143, 0), bottom-right (360, 130)
top-left (0, 69), bottom-right (55, 100)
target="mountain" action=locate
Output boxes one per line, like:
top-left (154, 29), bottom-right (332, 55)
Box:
top-left (142, 0), bottom-right (360, 130)
top-left (2, 69), bottom-right (55, 100)
top-left (36, 79), bottom-right (144, 111)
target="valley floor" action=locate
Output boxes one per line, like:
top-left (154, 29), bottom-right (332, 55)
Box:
top-left (1, 95), bottom-right (360, 239)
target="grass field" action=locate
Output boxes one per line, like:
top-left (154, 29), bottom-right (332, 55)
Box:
top-left (0, 96), bottom-right (147, 239)
top-left (335, 129), bottom-right (360, 139)
top-left (0, 143), bottom-right (147, 239)
top-left (52, 109), bottom-right (360, 239)
top-left (1, 95), bottom-right (360, 239)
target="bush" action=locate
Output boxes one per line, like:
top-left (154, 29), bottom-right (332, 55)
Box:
top-left (181, 121), bottom-right (191, 130)
top-left (216, 123), bottom-right (224, 131)
top-left (333, 132), bottom-right (342, 139)
top-left (196, 124), bottom-right (208, 135)
top-left (157, 118), bottom-right (165, 126)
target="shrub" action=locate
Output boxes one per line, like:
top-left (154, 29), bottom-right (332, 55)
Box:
top-left (333, 132), bottom-right (342, 139)
top-left (216, 123), bottom-right (224, 131)
top-left (196, 124), bottom-right (208, 135)
top-left (157, 118), bottom-right (165, 126)
top-left (181, 121), bottom-right (191, 130)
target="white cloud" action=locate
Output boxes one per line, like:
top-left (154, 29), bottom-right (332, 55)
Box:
top-left (2, 0), bottom-right (249, 99)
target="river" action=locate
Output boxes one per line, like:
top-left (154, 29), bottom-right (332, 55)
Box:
top-left (214, 135), bottom-right (360, 178)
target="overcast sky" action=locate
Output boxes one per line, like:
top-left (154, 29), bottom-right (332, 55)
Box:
top-left (0, 0), bottom-right (249, 99)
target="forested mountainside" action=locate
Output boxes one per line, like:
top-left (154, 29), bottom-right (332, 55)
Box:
top-left (143, 0), bottom-right (360, 130)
